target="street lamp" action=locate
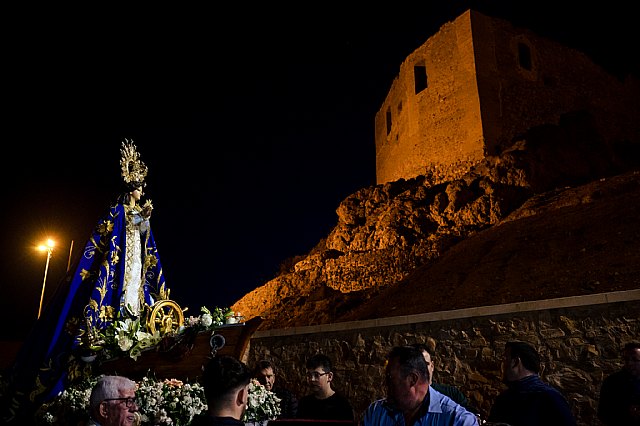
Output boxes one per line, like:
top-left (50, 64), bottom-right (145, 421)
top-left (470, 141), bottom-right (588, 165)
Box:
top-left (37, 238), bottom-right (55, 320)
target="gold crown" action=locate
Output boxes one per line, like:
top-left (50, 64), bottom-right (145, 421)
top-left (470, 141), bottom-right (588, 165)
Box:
top-left (120, 139), bottom-right (148, 185)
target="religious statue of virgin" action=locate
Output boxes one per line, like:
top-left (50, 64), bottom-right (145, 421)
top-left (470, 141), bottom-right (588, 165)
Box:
top-left (2, 140), bottom-right (170, 423)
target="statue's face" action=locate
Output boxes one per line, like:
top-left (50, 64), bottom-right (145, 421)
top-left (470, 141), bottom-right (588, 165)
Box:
top-left (130, 186), bottom-right (143, 201)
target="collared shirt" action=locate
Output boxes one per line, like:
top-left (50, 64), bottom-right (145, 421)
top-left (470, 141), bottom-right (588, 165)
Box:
top-left (431, 383), bottom-right (477, 414)
top-left (362, 386), bottom-right (478, 426)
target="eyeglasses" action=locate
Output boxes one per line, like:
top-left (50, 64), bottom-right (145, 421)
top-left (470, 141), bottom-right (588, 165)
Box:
top-left (103, 397), bottom-right (137, 408)
top-left (306, 371), bottom-right (330, 380)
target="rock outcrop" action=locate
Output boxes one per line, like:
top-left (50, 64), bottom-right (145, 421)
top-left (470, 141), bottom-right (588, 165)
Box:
top-left (232, 111), bottom-right (640, 330)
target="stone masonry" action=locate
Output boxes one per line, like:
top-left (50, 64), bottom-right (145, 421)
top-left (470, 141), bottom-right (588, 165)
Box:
top-left (245, 294), bottom-right (639, 426)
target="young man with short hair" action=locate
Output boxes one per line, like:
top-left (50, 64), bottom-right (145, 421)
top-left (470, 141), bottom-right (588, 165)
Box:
top-left (297, 353), bottom-right (354, 420)
top-left (190, 355), bottom-right (252, 426)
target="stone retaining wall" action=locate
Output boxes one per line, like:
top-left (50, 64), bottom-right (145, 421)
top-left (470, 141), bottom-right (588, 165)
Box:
top-left (246, 290), bottom-right (640, 426)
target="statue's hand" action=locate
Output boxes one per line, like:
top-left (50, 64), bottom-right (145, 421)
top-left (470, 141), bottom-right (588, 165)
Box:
top-left (141, 199), bottom-right (154, 219)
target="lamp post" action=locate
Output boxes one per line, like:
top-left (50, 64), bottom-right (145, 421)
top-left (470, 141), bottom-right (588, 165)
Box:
top-left (37, 238), bottom-right (55, 320)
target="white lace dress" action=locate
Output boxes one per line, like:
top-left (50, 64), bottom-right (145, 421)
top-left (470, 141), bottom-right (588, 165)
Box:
top-left (122, 204), bottom-right (150, 316)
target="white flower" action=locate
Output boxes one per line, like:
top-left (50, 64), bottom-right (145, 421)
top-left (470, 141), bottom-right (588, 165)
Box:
top-left (117, 335), bottom-right (134, 351)
top-left (136, 330), bottom-right (161, 349)
top-left (243, 379), bottom-right (282, 422)
top-left (201, 313), bottom-right (213, 327)
top-left (117, 318), bottom-right (137, 333)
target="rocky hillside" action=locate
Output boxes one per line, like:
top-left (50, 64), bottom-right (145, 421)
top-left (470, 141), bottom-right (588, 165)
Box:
top-left (232, 111), bottom-right (640, 330)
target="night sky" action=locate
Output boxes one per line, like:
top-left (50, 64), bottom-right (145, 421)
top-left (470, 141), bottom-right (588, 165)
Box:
top-left (1, 2), bottom-right (637, 340)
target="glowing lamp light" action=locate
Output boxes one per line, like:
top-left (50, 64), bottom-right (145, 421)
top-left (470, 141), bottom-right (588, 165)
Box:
top-left (37, 238), bottom-right (55, 320)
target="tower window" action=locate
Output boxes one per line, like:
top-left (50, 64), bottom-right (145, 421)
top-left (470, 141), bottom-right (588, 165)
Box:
top-left (386, 108), bottom-right (392, 135)
top-left (414, 65), bottom-right (428, 93)
top-left (518, 42), bottom-right (532, 71)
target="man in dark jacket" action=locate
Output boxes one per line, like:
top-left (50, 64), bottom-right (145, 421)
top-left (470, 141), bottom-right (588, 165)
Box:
top-left (253, 359), bottom-right (298, 418)
top-left (488, 341), bottom-right (576, 426)
top-left (190, 355), bottom-right (252, 426)
top-left (598, 341), bottom-right (640, 425)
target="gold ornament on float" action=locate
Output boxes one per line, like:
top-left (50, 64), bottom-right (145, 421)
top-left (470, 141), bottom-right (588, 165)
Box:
top-left (146, 299), bottom-right (185, 335)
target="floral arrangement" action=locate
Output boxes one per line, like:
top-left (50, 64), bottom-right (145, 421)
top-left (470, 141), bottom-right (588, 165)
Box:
top-left (243, 379), bottom-right (282, 422)
top-left (102, 317), bottom-right (162, 361)
top-left (35, 375), bottom-right (280, 425)
top-left (35, 377), bottom-right (95, 426)
top-left (89, 306), bottom-right (235, 361)
top-left (135, 377), bottom-right (207, 425)
top-left (35, 375), bottom-right (206, 426)
top-left (33, 306), bottom-right (256, 425)
top-left (184, 306), bottom-right (236, 331)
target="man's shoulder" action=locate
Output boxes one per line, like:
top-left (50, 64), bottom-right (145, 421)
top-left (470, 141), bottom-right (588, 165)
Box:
top-left (274, 387), bottom-right (296, 398)
top-left (189, 415), bottom-right (215, 426)
top-left (331, 392), bottom-right (350, 400)
top-left (432, 383), bottom-right (467, 401)
top-left (299, 394), bottom-right (314, 403)
top-left (603, 368), bottom-right (632, 384)
top-left (329, 392), bottom-right (353, 406)
top-left (363, 400), bottom-right (395, 425)
top-left (501, 381), bottom-right (570, 410)
top-left (189, 415), bottom-right (245, 426)
top-left (299, 392), bottom-right (350, 404)
top-left (536, 380), bottom-right (571, 404)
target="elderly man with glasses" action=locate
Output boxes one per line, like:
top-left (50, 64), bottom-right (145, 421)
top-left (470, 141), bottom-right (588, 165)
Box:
top-left (88, 375), bottom-right (139, 426)
top-left (297, 353), bottom-right (354, 421)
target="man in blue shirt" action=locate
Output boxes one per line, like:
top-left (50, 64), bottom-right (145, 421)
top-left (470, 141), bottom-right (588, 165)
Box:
top-left (411, 343), bottom-right (479, 416)
top-left (488, 341), bottom-right (576, 426)
top-left (362, 345), bottom-right (478, 426)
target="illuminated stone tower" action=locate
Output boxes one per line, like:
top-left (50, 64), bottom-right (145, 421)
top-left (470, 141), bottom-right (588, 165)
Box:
top-left (375, 9), bottom-right (639, 184)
